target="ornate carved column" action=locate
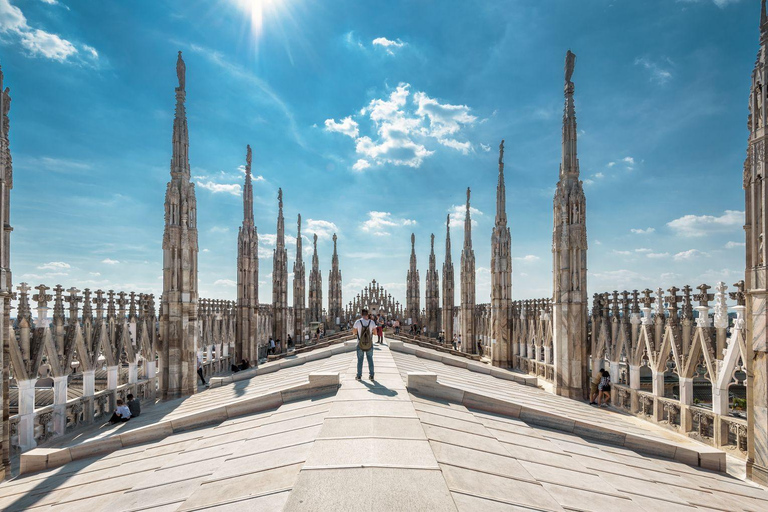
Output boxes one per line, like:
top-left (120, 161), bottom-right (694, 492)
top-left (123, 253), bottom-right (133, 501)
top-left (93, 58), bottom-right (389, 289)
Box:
top-left (293, 215), bottom-right (306, 341)
top-left (426, 234), bottom-right (440, 337)
top-left (237, 145), bottom-right (258, 365)
top-left (308, 234), bottom-right (322, 324)
top-left (745, 0), bottom-right (768, 486)
top-left (460, 188), bottom-right (476, 353)
top-left (0, 62), bottom-right (12, 476)
top-left (491, 140), bottom-right (512, 366)
top-left (406, 234), bottom-right (420, 326)
top-left (328, 234), bottom-right (343, 328)
top-left (552, 50), bottom-right (588, 398)
top-left (160, 51), bottom-right (199, 399)
top-left (442, 215), bottom-right (455, 343)
top-left (272, 189), bottom-right (289, 351)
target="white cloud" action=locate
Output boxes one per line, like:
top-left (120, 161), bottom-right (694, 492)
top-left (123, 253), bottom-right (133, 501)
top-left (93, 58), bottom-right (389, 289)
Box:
top-left (37, 261), bottom-right (70, 270)
top-left (89, 272), bottom-right (101, 276)
top-left (725, 241), bottom-right (746, 249)
top-left (324, 116), bottom-right (359, 138)
top-left (646, 252), bottom-right (669, 259)
top-left (673, 249), bottom-right (706, 261)
top-left (414, 91), bottom-right (476, 141)
top-left (0, 0), bottom-right (92, 63)
top-left (209, 226), bottom-right (229, 234)
top-left (448, 204), bottom-right (483, 228)
top-left (101, 258), bottom-right (119, 265)
top-left (635, 248), bottom-right (652, 253)
top-left (195, 180), bottom-right (241, 196)
top-left (372, 36), bottom-right (406, 55)
top-left (213, 279), bottom-right (236, 287)
top-left (360, 211), bottom-right (416, 236)
top-left (305, 219), bottom-right (339, 240)
top-left (514, 255), bottom-right (540, 262)
top-left (352, 159), bottom-right (371, 172)
top-left (634, 57), bottom-right (672, 85)
top-left (324, 82), bottom-right (475, 169)
top-left (480, 143), bottom-right (491, 152)
top-left (611, 250), bottom-right (631, 256)
top-left (667, 210), bottom-right (744, 237)
top-left (630, 227), bottom-right (655, 235)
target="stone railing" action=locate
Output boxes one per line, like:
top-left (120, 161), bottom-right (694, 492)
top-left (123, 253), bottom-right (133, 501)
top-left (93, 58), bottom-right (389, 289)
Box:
top-left (510, 298), bottom-right (553, 382)
top-left (9, 282), bottom-right (158, 453)
top-left (9, 376), bottom-right (157, 456)
top-left (589, 281), bottom-right (748, 458)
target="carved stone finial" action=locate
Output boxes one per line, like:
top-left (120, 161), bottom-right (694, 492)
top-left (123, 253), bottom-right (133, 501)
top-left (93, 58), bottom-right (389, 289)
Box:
top-left (499, 139), bottom-right (504, 167)
top-left (565, 50), bottom-right (576, 84)
top-left (176, 51), bottom-right (185, 91)
top-left (246, 144), bottom-right (252, 170)
top-left (411, 233), bottom-right (415, 248)
top-left (278, 188), bottom-right (283, 208)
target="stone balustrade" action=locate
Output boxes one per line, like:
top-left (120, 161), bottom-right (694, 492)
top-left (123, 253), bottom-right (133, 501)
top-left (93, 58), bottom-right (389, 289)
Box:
top-left (588, 281), bottom-right (748, 457)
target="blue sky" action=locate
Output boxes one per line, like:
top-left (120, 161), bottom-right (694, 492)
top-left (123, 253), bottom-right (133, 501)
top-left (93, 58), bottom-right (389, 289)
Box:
top-left (0, 0), bottom-right (758, 309)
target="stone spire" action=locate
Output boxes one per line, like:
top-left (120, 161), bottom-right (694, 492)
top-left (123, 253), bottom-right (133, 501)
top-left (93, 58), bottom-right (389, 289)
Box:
top-left (308, 233), bottom-right (323, 323)
top-left (460, 188), bottom-right (476, 353)
top-left (272, 188), bottom-right (288, 351)
top-left (236, 144), bottom-right (258, 366)
top-left (328, 233), bottom-right (343, 328)
top-left (0, 62), bottom-right (13, 478)
top-left (406, 233), bottom-right (421, 325)
top-left (744, 2), bottom-right (768, 486)
top-left (161, 51), bottom-right (199, 399)
top-left (442, 214), bottom-right (455, 343)
top-left (425, 233), bottom-right (440, 337)
top-left (552, 50), bottom-right (588, 399)
top-left (491, 140), bottom-right (512, 367)
top-left (293, 214), bottom-right (306, 342)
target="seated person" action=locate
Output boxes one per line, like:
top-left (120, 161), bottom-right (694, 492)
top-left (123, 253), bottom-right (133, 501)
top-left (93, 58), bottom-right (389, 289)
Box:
top-left (239, 358), bottom-right (249, 371)
top-left (109, 399), bottom-right (131, 424)
top-left (231, 363), bottom-right (240, 372)
top-left (126, 393), bottom-right (141, 418)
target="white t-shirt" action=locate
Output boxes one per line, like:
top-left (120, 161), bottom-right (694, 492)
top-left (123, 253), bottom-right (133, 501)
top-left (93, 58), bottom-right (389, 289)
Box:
top-left (353, 318), bottom-right (375, 339)
top-left (116, 405), bottom-right (131, 419)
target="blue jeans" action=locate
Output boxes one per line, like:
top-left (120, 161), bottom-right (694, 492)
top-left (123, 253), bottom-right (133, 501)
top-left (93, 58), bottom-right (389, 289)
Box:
top-left (356, 346), bottom-right (374, 378)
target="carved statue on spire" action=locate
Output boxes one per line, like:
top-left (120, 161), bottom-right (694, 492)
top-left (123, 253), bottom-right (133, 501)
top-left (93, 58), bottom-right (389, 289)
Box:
top-left (278, 188), bottom-right (283, 208)
top-left (246, 144), bottom-right (252, 171)
top-left (565, 50), bottom-right (576, 84)
top-left (499, 139), bottom-right (504, 166)
top-left (176, 51), bottom-right (186, 91)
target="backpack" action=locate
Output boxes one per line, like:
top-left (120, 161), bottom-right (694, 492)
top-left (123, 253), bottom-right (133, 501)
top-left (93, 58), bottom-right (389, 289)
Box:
top-left (358, 319), bottom-right (373, 351)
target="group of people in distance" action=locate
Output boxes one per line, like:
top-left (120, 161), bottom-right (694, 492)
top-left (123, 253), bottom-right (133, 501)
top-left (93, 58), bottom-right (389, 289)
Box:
top-left (590, 369), bottom-right (612, 407)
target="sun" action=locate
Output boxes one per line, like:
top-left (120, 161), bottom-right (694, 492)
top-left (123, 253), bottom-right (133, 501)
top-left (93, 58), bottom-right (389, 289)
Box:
top-left (231, 0), bottom-right (285, 38)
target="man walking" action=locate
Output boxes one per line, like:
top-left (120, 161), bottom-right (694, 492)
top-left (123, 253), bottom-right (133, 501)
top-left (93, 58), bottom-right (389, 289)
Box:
top-left (353, 308), bottom-right (375, 381)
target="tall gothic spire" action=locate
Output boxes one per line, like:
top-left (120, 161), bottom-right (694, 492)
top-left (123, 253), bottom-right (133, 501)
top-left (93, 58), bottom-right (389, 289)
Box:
top-left (237, 143), bottom-right (258, 365)
top-left (561, 50), bottom-right (579, 179)
top-left (426, 232), bottom-right (440, 336)
top-left (329, 233), bottom-right (343, 326)
top-left (464, 187), bottom-right (472, 250)
top-left (496, 140), bottom-right (507, 225)
top-left (491, 139), bottom-right (512, 367)
top-left (460, 187), bottom-right (476, 353)
top-left (171, 51), bottom-right (189, 178)
top-left (309, 233), bottom-right (323, 323)
top-left (272, 188), bottom-right (288, 347)
top-left (407, 233), bottom-right (420, 324)
top-left (442, 213), bottom-right (455, 342)
top-left (293, 214), bottom-right (306, 340)
top-left (552, 49), bottom-right (588, 399)
top-left (161, 51), bottom-right (198, 398)
top-left (243, 145), bottom-right (254, 227)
